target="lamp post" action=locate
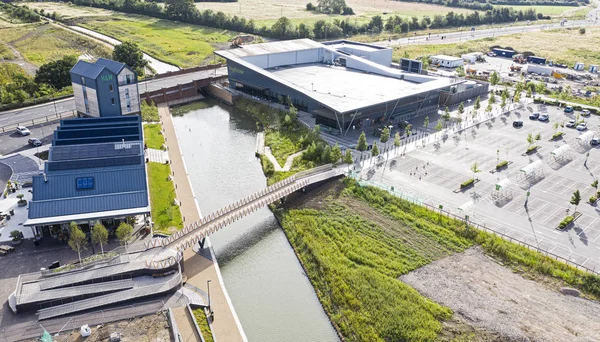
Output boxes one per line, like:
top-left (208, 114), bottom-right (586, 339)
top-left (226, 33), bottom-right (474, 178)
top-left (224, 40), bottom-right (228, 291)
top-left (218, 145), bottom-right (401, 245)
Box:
top-left (584, 152), bottom-right (590, 167)
top-left (207, 279), bottom-right (212, 312)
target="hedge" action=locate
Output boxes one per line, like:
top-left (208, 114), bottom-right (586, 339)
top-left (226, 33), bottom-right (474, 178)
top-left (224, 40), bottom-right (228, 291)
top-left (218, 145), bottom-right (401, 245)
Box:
top-left (460, 179), bottom-right (475, 189)
top-left (558, 215), bottom-right (574, 229)
top-left (551, 132), bottom-right (564, 140)
top-left (496, 160), bottom-right (508, 169)
top-left (526, 145), bottom-right (539, 154)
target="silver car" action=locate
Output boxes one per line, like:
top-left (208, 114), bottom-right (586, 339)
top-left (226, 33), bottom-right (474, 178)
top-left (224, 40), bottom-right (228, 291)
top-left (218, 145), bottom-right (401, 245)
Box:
top-left (16, 126), bottom-right (30, 136)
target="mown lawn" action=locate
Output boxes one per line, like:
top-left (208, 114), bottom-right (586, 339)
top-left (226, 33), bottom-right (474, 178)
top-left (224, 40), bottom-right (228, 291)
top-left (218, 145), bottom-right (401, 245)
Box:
top-left (147, 162), bottom-right (183, 235)
top-left (143, 124), bottom-right (164, 150)
top-left (0, 23), bottom-right (111, 66)
top-left (78, 15), bottom-right (235, 68)
top-left (392, 27), bottom-right (600, 67)
top-left (278, 179), bottom-right (600, 341)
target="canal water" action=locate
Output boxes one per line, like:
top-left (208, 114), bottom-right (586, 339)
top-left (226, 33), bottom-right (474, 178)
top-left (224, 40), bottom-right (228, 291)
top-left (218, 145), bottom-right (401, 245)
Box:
top-left (172, 100), bottom-right (339, 342)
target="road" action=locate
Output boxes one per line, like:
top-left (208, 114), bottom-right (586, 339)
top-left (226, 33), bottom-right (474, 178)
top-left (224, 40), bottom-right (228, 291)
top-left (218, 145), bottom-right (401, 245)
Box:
top-left (372, 7), bottom-right (600, 48)
top-left (0, 67), bottom-right (227, 128)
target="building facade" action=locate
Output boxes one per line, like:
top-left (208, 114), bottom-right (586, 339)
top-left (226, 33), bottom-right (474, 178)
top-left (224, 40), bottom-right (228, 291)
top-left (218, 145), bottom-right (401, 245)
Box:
top-left (70, 58), bottom-right (140, 118)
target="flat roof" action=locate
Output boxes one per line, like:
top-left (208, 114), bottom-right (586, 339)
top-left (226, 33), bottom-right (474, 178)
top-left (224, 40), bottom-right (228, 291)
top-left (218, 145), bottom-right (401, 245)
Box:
top-left (268, 63), bottom-right (452, 113)
top-left (328, 42), bottom-right (380, 53)
top-left (431, 55), bottom-right (462, 61)
top-left (219, 38), bottom-right (322, 59)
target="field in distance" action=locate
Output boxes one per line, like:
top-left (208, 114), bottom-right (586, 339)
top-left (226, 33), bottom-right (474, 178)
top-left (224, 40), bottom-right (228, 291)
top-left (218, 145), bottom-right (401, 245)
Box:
top-left (393, 27), bottom-right (600, 67)
top-left (23, 2), bottom-right (236, 68)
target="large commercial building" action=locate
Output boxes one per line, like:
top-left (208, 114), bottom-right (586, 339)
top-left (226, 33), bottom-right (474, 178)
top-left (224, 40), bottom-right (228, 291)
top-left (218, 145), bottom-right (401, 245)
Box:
top-left (70, 58), bottom-right (141, 117)
top-left (25, 116), bottom-right (150, 239)
top-left (215, 39), bottom-right (462, 134)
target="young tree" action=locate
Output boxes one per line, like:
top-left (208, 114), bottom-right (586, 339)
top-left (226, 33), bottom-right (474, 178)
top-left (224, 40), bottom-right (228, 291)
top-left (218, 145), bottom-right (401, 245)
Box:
top-left (458, 102), bottom-right (465, 118)
top-left (535, 132), bottom-right (541, 140)
top-left (343, 149), bottom-right (354, 164)
top-left (526, 88), bottom-right (533, 98)
top-left (489, 71), bottom-right (500, 88)
top-left (112, 41), bottom-right (149, 74)
top-left (116, 222), bottom-right (133, 246)
top-left (470, 162), bottom-right (481, 180)
top-left (68, 222), bottom-right (88, 265)
top-left (423, 116), bottom-right (430, 128)
top-left (443, 106), bottom-right (450, 121)
top-left (570, 189), bottom-right (581, 213)
top-left (91, 222), bottom-right (109, 256)
top-left (380, 127), bottom-right (390, 146)
top-left (485, 103), bottom-right (493, 115)
top-left (527, 133), bottom-right (534, 147)
top-left (371, 141), bottom-right (380, 157)
top-left (500, 96), bottom-right (507, 112)
top-left (357, 131), bottom-right (368, 159)
top-left (405, 124), bottom-right (412, 137)
top-left (434, 120), bottom-right (443, 131)
top-left (591, 179), bottom-right (598, 190)
top-left (331, 143), bottom-right (342, 164)
top-left (489, 92), bottom-right (496, 104)
top-left (514, 92), bottom-right (521, 104)
top-left (553, 122), bottom-right (559, 132)
top-left (474, 96), bottom-right (481, 111)
top-left (394, 132), bottom-right (401, 148)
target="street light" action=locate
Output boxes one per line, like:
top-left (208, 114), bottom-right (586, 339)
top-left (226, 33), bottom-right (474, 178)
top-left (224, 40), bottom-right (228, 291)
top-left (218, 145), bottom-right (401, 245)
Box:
top-left (207, 279), bottom-right (212, 313)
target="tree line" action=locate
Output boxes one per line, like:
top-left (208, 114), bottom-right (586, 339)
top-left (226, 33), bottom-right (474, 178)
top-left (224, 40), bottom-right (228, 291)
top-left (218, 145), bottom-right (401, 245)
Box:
top-left (392, 0), bottom-right (586, 12)
top-left (0, 2), bottom-right (41, 22)
top-left (64, 0), bottom-right (541, 39)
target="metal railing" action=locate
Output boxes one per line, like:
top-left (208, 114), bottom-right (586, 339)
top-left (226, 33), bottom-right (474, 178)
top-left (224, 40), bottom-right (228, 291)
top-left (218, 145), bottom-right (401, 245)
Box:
top-left (0, 110), bottom-right (76, 133)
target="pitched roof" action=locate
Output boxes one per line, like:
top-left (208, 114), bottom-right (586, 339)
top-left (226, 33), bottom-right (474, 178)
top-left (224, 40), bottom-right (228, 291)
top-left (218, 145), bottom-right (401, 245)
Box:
top-left (70, 60), bottom-right (107, 79)
top-left (96, 57), bottom-right (127, 74)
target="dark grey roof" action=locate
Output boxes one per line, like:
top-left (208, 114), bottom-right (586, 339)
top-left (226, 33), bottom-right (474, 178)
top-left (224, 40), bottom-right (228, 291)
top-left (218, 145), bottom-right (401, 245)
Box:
top-left (50, 142), bottom-right (142, 162)
top-left (70, 60), bottom-right (106, 80)
top-left (95, 58), bottom-right (127, 74)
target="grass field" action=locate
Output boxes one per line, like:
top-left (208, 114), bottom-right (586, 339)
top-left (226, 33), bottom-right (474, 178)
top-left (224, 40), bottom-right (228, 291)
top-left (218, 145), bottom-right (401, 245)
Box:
top-left (143, 124), bottom-right (164, 150)
top-left (147, 162), bottom-right (183, 235)
top-left (278, 179), bottom-right (600, 341)
top-left (23, 2), bottom-right (114, 18)
top-left (0, 22), bottom-right (111, 66)
top-left (494, 4), bottom-right (591, 17)
top-left (393, 27), bottom-right (600, 66)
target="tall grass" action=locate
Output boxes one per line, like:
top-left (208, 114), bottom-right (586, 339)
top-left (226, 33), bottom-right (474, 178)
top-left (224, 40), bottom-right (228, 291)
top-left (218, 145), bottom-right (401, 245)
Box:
top-left (147, 163), bottom-right (183, 234)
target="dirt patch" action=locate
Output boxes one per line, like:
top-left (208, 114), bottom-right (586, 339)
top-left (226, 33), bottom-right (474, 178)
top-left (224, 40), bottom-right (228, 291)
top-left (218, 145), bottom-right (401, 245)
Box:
top-left (401, 247), bottom-right (600, 342)
top-left (22, 312), bottom-right (172, 342)
top-left (284, 178), bottom-right (346, 211)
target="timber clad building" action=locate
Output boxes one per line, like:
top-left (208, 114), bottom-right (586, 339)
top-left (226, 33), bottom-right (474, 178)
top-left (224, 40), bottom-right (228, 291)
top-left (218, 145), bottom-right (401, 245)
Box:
top-left (216, 39), bottom-right (466, 134)
top-left (70, 58), bottom-right (141, 117)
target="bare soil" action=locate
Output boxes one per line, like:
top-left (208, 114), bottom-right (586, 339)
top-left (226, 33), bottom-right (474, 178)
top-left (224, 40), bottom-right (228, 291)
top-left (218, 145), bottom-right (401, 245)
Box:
top-left (401, 247), bottom-right (600, 342)
top-left (22, 312), bottom-right (172, 342)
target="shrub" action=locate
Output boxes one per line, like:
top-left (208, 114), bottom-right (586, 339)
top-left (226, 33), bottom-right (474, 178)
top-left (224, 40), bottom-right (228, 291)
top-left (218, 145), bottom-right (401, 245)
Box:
top-left (9, 230), bottom-right (23, 241)
top-left (590, 195), bottom-right (597, 203)
top-left (551, 132), bottom-right (563, 140)
top-left (306, 2), bottom-right (315, 10)
top-left (496, 161), bottom-right (508, 170)
top-left (460, 179), bottom-right (474, 189)
top-left (526, 145), bottom-right (538, 154)
top-left (558, 215), bottom-right (574, 229)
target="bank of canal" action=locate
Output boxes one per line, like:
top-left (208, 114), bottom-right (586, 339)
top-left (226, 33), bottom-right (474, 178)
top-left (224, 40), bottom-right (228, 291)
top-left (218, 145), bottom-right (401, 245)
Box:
top-left (172, 100), bottom-right (339, 342)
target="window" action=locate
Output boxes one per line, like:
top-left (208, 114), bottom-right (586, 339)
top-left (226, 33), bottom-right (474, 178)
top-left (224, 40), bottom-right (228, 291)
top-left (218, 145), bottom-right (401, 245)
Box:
top-left (127, 101), bottom-right (131, 112)
top-left (109, 84), bottom-right (114, 92)
top-left (126, 75), bottom-right (131, 84)
top-left (76, 177), bottom-right (94, 190)
top-left (81, 77), bottom-right (86, 86)
top-left (125, 88), bottom-right (130, 98)
top-left (111, 98), bottom-right (116, 105)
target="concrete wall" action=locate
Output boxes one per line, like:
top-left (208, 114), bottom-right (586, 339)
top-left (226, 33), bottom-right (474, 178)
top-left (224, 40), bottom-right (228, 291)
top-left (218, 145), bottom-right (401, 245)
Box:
top-left (243, 49), bottom-right (321, 69)
top-left (439, 82), bottom-right (489, 106)
top-left (206, 83), bottom-right (234, 105)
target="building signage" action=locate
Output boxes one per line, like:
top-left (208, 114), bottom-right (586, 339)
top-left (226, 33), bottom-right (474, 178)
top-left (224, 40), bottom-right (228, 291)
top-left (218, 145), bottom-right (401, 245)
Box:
top-left (101, 74), bottom-right (113, 82)
top-left (229, 66), bottom-right (245, 75)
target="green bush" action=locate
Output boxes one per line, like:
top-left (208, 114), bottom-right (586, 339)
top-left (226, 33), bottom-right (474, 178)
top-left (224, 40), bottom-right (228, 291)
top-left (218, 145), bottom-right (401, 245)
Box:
top-left (526, 145), bottom-right (539, 154)
top-left (589, 196), bottom-right (597, 203)
top-left (460, 179), bottom-right (475, 188)
top-left (551, 132), bottom-right (564, 140)
top-left (495, 160), bottom-right (508, 169)
top-left (260, 155), bottom-right (274, 177)
top-left (558, 215), bottom-right (574, 229)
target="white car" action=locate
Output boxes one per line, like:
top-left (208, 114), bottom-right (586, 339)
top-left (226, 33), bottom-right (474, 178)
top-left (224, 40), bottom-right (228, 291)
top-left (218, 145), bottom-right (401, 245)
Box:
top-left (566, 119), bottom-right (576, 128)
top-left (16, 126), bottom-right (30, 136)
top-left (581, 109), bottom-right (591, 117)
top-left (577, 123), bottom-right (587, 131)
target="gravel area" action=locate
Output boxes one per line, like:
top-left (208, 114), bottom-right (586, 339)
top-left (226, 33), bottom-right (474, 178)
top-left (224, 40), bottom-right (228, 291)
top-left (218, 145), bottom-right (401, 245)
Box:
top-left (401, 247), bottom-right (600, 342)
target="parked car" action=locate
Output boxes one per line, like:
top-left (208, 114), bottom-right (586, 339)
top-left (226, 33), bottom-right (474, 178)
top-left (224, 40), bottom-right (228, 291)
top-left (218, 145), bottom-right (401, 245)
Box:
top-left (566, 119), bottom-right (577, 128)
top-left (591, 138), bottom-right (600, 146)
top-left (16, 126), bottom-right (30, 136)
top-left (512, 120), bottom-right (523, 128)
top-left (28, 138), bottom-right (42, 147)
top-left (581, 109), bottom-right (591, 117)
top-left (538, 114), bottom-right (549, 122)
top-left (577, 123), bottom-right (587, 131)
top-left (529, 112), bottom-right (540, 120)
top-left (487, 51), bottom-right (496, 57)
top-left (564, 106), bottom-right (574, 113)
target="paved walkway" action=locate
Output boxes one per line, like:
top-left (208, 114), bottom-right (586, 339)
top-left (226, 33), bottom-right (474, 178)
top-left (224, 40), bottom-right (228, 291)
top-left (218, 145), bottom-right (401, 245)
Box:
top-left (172, 306), bottom-right (202, 342)
top-left (257, 134), bottom-right (305, 171)
top-left (146, 148), bottom-right (168, 163)
top-left (158, 104), bottom-right (246, 342)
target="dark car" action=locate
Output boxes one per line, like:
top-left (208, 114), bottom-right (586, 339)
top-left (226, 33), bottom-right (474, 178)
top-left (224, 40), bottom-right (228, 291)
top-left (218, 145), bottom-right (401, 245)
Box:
top-left (538, 114), bottom-right (549, 122)
top-left (564, 106), bottom-right (574, 113)
top-left (512, 120), bottom-right (523, 128)
top-left (28, 138), bottom-right (42, 147)
top-left (591, 138), bottom-right (600, 146)
top-left (529, 113), bottom-right (540, 120)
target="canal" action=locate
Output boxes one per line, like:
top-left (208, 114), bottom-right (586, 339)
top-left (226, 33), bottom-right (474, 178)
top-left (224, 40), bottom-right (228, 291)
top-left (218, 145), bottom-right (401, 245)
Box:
top-left (172, 100), bottom-right (339, 342)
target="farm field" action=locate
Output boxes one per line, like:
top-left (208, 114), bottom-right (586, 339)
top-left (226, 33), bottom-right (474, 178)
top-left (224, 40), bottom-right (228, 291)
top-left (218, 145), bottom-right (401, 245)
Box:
top-left (0, 21), bottom-right (111, 66)
top-left (494, 4), bottom-right (591, 17)
top-left (393, 27), bottom-right (600, 66)
top-left (23, 1), bottom-right (114, 18)
top-left (22, 3), bottom-right (236, 68)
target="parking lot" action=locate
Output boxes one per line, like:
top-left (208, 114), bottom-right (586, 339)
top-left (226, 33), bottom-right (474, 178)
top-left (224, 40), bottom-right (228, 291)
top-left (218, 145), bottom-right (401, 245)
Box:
top-left (0, 122), bottom-right (57, 158)
top-left (364, 101), bottom-right (600, 270)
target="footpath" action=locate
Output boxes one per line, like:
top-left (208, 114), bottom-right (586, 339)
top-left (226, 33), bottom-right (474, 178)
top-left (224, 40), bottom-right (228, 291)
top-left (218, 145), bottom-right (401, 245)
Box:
top-left (158, 104), bottom-right (247, 342)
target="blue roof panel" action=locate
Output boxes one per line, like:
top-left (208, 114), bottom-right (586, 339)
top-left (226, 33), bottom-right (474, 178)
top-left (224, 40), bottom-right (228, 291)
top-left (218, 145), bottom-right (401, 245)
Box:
top-left (28, 191), bottom-right (148, 219)
top-left (95, 58), bottom-right (127, 74)
top-left (70, 60), bottom-right (106, 80)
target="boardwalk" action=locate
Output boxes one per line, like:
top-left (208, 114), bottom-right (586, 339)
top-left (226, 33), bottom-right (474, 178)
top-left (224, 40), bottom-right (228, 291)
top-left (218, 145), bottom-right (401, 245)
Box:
top-left (158, 104), bottom-right (247, 342)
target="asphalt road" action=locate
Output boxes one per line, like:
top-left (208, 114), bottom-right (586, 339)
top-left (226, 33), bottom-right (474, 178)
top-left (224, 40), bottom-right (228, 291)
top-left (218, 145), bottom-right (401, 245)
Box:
top-left (0, 67), bottom-right (227, 128)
